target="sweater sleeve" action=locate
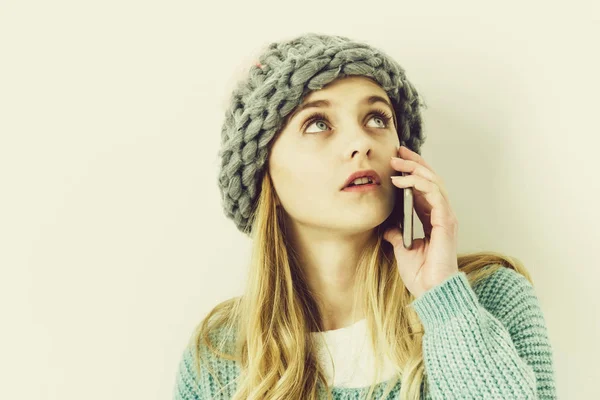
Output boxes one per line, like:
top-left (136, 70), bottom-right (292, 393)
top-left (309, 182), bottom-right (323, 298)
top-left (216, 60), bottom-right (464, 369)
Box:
top-left (173, 346), bottom-right (205, 400)
top-left (410, 266), bottom-right (557, 399)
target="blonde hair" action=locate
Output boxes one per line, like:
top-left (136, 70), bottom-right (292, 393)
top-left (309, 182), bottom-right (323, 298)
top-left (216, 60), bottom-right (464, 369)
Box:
top-left (190, 170), bottom-right (533, 400)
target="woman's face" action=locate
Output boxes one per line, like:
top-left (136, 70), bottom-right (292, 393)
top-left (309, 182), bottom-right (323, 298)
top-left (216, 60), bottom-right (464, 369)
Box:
top-left (268, 76), bottom-right (401, 235)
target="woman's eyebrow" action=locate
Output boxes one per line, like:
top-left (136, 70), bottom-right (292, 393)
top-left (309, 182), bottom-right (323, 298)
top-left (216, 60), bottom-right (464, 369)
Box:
top-left (288, 95), bottom-right (394, 121)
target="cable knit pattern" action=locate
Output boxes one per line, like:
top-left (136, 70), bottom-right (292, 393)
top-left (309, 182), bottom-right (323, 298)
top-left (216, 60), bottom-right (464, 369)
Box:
top-left (173, 266), bottom-right (557, 399)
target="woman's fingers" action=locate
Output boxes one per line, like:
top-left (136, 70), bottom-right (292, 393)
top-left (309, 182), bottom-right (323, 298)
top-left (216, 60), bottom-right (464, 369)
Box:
top-left (391, 157), bottom-right (451, 205)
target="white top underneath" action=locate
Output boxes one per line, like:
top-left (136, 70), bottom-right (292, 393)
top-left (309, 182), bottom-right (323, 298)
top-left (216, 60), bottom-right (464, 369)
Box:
top-left (309, 318), bottom-right (398, 388)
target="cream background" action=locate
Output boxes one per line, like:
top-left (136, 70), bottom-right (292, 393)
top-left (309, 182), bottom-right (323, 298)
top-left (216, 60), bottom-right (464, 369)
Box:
top-left (1, 0), bottom-right (598, 398)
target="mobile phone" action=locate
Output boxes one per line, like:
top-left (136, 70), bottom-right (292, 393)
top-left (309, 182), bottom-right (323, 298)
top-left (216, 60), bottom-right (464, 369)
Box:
top-left (401, 170), bottom-right (414, 250)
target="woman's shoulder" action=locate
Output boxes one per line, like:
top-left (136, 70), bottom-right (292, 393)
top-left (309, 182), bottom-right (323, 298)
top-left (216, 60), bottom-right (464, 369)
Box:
top-left (469, 264), bottom-right (537, 303)
top-left (469, 264), bottom-right (547, 328)
top-left (410, 264), bottom-right (541, 328)
top-left (174, 324), bottom-right (241, 399)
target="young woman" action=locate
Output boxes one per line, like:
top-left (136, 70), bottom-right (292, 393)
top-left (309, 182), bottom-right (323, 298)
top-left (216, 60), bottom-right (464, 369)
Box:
top-left (173, 33), bottom-right (557, 400)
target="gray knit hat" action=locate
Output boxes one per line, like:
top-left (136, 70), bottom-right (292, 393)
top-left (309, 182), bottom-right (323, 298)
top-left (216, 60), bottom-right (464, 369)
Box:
top-left (217, 32), bottom-right (428, 236)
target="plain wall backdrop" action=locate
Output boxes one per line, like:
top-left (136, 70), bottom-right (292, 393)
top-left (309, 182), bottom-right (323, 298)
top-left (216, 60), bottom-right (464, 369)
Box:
top-left (1, 0), bottom-right (599, 398)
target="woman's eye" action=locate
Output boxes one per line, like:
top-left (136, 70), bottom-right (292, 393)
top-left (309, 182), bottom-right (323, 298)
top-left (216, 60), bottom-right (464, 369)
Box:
top-left (367, 116), bottom-right (386, 128)
top-left (306, 119), bottom-right (329, 134)
top-left (304, 113), bottom-right (390, 134)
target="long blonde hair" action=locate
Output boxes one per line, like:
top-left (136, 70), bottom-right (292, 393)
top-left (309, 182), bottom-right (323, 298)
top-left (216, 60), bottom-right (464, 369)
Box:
top-left (190, 169), bottom-right (533, 399)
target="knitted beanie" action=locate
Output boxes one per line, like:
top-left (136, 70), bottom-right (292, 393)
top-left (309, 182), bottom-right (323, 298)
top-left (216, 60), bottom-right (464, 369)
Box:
top-left (217, 32), bottom-right (427, 236)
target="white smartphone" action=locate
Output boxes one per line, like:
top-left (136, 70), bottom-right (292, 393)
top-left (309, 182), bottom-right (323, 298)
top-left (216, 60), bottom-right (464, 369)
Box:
top-left (401, 170), bottom-right (414, 250)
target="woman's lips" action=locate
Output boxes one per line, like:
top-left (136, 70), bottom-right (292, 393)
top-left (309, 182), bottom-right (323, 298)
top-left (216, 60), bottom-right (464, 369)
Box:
top-left (341, 183), bottom-right (380, 192)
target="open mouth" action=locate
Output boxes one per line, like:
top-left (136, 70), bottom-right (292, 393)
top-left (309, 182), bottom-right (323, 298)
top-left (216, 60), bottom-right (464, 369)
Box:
top-left (342, 170), bottom-right (381, 190)
top-left (342, 182), bottom-right (380, 191)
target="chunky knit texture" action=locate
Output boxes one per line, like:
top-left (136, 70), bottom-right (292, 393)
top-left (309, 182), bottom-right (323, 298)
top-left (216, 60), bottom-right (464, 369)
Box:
top-left (217, 32), bottom-right (427, 236)
top-left (173, 266), bottom-right (557, 399)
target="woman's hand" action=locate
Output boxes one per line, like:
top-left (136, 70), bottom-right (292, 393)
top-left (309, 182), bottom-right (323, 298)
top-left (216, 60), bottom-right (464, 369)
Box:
top-left (383, 146), bottom-right (460, 299)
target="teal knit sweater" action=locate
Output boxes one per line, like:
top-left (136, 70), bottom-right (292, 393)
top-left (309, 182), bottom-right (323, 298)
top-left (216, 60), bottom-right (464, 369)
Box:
top-left (173, 266), bottom-right (557, 399)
